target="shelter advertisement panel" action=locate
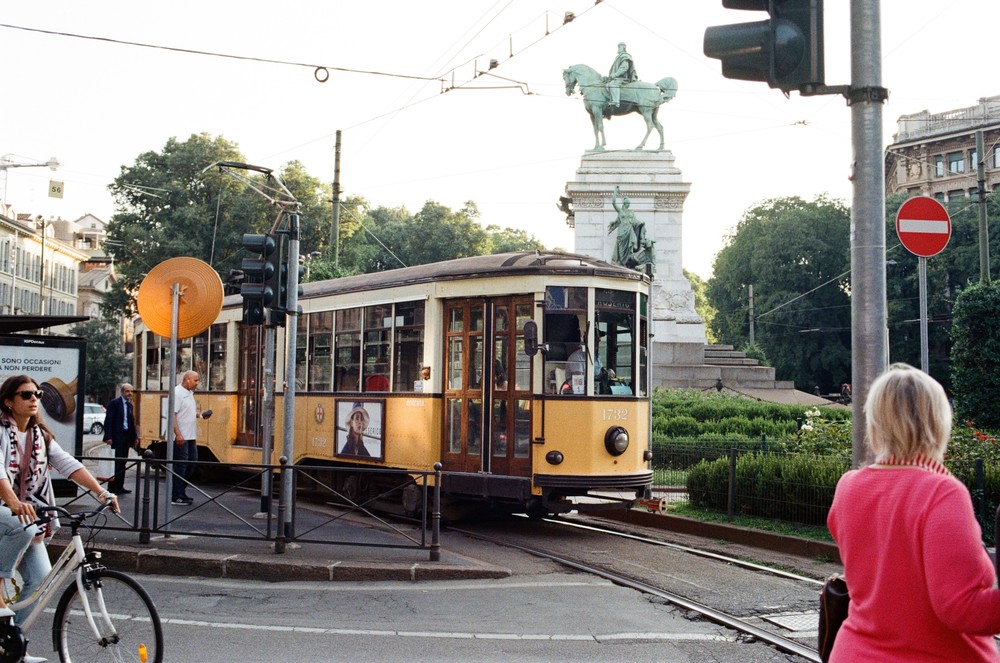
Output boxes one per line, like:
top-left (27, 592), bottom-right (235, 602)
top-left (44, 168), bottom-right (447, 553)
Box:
top-left (0, 334), bottom-right (87, 459)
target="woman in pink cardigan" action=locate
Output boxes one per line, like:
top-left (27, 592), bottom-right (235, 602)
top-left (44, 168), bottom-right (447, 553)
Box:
top-left (828, 363), bottom-right (1000, 661)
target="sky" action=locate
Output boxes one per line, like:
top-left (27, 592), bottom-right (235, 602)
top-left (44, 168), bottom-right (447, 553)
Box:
top-left (0, 0), bottom-right (994, 279)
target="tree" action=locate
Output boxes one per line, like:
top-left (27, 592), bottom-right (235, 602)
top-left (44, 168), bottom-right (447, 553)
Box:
top-left (684, 269), bottom-right (717, 343)
top-left (884, 192), bottom-right (1000, 392)
top-left (951, 281), bottom-right (1000, 429)
top-left (336, 200), bottom-right (545, 275)
top-left (707, 196), bottom-right (851, 392)
top-left (104, 133), bottom-right (265, 318)
top-left (68, 320), bottom-right (130, 404)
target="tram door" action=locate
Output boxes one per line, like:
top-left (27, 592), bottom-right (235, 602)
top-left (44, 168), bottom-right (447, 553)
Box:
top-left (443, 297), bottom-right (532, 476)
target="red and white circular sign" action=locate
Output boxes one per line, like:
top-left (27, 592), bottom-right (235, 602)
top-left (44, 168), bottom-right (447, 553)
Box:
top-left (895, 196), bottom-right (951, 258)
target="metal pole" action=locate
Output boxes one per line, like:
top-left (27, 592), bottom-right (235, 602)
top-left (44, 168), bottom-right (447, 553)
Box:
top-left (748, 284), bottom-right (755, 346)
top-left (163, 284), bottom-right (181, 533)
top-left (259, 325), bottom-right (276, 514)
top-left (281, 212), bottom-right (301, 541)
top-left (849, 0), bottom-right (887, 468)
top-left (918, 257), bottom-right (929, 373)
top-left (977, 130), bottom-right (991, 283)
top-left (332, 130), bottom-right (342, 269)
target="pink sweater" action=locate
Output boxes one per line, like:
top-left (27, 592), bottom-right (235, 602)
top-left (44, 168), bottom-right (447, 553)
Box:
top-left (828, 463), bottom-right (1000, 662)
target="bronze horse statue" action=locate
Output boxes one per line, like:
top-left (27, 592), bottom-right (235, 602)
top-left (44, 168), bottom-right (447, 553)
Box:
top-left (563, 64), bottom-right (677, 152)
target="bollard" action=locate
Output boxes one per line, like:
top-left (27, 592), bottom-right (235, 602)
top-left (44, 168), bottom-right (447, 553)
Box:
top-left (727, 447), bottom-right (737, 519)
top-left (274, 456), bottom-right (287, 554)
top-left (975, 458), bottom-right (986, 529)
top-left (430, 463), bottom-right (442, 562)
top-left (139, 450), bottom-right (153, 545)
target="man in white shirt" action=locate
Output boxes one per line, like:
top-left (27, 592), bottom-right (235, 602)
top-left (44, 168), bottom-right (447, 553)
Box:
top-left (172, 371), bottom-right (200, 505)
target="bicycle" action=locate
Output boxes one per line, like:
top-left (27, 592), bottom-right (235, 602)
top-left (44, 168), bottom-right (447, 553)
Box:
top-left (0, 502), bottom-right (163, 663)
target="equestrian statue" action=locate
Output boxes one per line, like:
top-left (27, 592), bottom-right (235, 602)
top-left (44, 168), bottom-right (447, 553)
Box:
top-left (563, 42), bottom-right (677, 152)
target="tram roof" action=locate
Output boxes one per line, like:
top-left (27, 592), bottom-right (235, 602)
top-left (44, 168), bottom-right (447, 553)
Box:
top-left (225, 251), bottom-right (648, 305)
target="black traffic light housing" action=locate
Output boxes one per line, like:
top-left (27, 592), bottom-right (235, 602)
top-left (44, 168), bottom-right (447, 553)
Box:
top-left (240, 233), bottom-right (276, 325)
top-left (704, 0), bottom-right (823, 93)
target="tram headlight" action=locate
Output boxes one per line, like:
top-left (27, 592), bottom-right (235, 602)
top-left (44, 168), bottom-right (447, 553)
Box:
top-left (604, 426), bottom-right (629, 456)
top-left (545, 450), bottom-right (564, 465)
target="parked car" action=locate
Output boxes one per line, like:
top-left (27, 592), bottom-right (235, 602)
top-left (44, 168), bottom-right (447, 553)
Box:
top-left (83, 402), bottom-right (106, 435)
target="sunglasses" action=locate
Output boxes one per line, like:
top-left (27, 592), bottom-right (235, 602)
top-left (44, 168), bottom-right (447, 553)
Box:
top-left (15, 390), bottom-right (42, 401)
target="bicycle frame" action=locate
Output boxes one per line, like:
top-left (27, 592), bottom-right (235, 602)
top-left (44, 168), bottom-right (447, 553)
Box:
top-left (10, 533), bottom-right (93, 634)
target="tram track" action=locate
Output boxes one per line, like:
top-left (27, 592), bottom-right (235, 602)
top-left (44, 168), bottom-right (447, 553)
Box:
top-left (448, 515), bottom-right (824, 662)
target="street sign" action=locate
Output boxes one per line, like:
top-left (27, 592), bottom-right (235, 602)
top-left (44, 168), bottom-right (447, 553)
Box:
top-left (896, 196), bottom-right (951, 257)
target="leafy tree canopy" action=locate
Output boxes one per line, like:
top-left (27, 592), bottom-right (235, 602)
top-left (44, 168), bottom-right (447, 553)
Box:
top-left (684, 269), bottom-right (716, 343)
top-left (68, 319), bottom-right (130, 404)
top-left (707, 195), bottom-right (851, 392)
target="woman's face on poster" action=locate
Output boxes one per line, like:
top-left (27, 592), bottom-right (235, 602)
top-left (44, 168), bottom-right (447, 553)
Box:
top-left (349, 411), bottom-right (365, 433)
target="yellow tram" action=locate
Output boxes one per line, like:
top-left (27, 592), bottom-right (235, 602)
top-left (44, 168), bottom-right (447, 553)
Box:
top-left (131, 251), bottom-right (653, 516)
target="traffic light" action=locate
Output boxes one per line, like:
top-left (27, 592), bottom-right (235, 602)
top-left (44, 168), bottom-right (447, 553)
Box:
top-left (240, 233), bottom-right (276, 325)
top-left (268, 239), bottom-right (305, 327)
top-left (703, 0), bottom-right (823, 93)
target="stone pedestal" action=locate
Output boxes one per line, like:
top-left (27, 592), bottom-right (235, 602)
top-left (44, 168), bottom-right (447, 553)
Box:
top-left (564, 150), bottom-right (706, 364)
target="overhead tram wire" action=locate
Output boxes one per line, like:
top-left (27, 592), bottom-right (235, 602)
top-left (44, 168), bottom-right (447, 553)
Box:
top-left (0, 23), bottom-right (441, 84)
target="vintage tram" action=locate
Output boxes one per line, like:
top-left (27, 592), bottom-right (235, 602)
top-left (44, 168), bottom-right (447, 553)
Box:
top-left (131, 251), bottom-right (653, 516)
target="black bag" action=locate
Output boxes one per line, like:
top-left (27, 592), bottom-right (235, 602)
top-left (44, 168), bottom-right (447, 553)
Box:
top-left (818, 575), bottom-right (850, 663)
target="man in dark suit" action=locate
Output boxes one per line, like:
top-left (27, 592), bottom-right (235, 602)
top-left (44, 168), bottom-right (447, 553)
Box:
top-left (103, 383), bottom-right (139, 494)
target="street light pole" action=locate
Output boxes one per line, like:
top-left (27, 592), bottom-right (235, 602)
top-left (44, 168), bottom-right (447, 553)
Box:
top-left (0, 155), bottom-right (60, 207)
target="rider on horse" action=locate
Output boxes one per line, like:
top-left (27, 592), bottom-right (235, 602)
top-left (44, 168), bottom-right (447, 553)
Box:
top-left (607, 43), bottom-right (638, 108)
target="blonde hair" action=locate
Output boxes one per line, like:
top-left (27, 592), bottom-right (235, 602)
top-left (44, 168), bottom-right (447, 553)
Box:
top-left (865, 363), bottom-right (951, 462)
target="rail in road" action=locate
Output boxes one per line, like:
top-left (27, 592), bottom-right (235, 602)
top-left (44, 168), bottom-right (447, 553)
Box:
top-left (449, 515), bottom-right (826, 662)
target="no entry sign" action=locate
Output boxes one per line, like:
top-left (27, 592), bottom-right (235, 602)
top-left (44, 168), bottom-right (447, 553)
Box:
top-left (896, 196), bottom-right (951, 258)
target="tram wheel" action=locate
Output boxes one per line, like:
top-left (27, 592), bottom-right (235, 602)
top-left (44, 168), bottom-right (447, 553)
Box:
top-left (525, 498), bottom-right (549, 521)
top-left (340, 475), bottom-right (360, 504)
top-left (401, 484), bottom-right (423, 516)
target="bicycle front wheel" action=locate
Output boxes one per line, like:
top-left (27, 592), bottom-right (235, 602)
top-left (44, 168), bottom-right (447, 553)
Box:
top-left (52, 569), bottom-right (163, 663)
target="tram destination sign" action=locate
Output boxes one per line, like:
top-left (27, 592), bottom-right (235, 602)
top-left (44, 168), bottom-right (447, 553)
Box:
top-left (896, 196), bottom-right (951, 258)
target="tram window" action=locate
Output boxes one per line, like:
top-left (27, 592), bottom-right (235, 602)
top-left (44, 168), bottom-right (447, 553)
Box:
top-left (468, 399), bottom-right (482, 455)
top-left (335, 308), bottom-right (361, 391)
top-left (309, 311), bottom-right (333, 391)
top-left (193, 331), bottom-right (208, 384)
top-left (595, 288), bottom-right (637, 396)
top-left (514, 399), bottom-right (531, 458)
top-left (363, 305), bottom-right (391, 392)
top-left (447, 338), bottom-right (463, 390)
top-left (543, 303), bottom-right (585, 394)
top-left (469, 337), bottom-right (484, 389)
top-left (209, 323), bottom-right (227, 391)
top-left (514, 338), bottom-right (530, 391)
top-left (144, 331), bottom-right (160, 390)
top-left (447, 398), bottom-right (462, 453)
top-left (492, 399), bottom-right (507, 456)
top-left (295, 323), bottom-right (308, 390)
top-left (392, 301), bottom-right (424, 390)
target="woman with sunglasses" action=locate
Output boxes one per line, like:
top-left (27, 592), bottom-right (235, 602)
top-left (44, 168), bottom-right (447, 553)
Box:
top-left (0, 374), bottom-right (117, 659)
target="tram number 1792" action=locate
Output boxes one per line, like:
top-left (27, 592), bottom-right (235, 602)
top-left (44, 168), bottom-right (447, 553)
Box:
top-left (602, 408), bottom-right (629, 421)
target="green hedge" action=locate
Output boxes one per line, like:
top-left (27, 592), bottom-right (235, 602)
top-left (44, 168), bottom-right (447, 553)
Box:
top-left (686, 451), bottom-right (1000, 542)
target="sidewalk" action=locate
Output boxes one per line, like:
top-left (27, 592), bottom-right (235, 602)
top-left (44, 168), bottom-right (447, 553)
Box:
top-left (65, 441), bottom-right (511, 583)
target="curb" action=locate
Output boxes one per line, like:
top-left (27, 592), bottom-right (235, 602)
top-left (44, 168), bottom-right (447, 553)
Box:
top-left (52, 540), bottom-right (513, 583)
top-left (596, 509), bottom-right (842, 564)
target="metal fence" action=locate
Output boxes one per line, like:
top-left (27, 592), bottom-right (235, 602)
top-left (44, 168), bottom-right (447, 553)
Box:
top-left (67, 452), bottom-right (443, 560)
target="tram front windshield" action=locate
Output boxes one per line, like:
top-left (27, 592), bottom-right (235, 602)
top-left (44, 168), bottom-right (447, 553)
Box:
top-left (542, 286), bottom-right (645, 396)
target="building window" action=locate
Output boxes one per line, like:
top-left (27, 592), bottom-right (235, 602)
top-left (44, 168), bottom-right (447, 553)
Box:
top-left (994, 148), bottom-right (1000, 169)
top-left (948, 152), bottom-right (965, 174)
top-left (970, 149), bottom-right (979, 170)
top-left (935, 156), bottom-right (944, 177)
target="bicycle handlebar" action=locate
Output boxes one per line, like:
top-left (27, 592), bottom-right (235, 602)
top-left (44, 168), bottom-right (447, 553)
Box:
top-left (28, 501), bottom-right (115, 530)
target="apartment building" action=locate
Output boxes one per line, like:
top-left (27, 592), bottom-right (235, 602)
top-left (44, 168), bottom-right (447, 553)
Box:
top-left (885, 95), bottom-right (1000, 203)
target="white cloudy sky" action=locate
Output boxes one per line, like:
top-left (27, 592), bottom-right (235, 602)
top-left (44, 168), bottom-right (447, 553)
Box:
top-left (0, 0), bottom-right (991, 278)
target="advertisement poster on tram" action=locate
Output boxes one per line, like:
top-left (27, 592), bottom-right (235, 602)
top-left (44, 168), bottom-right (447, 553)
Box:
top-left (335, 399), bottom-right (384, 461)
top-left (0, 334), bottom-right (86, 459)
